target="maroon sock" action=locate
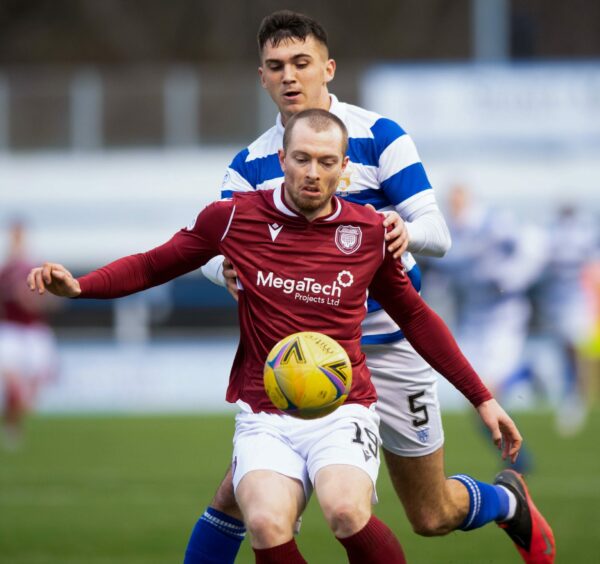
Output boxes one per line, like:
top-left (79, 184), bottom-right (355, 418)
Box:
top-left (253, 539), bottom-right (307, 564)
top-left (337, 515), bottom-right (406, 564)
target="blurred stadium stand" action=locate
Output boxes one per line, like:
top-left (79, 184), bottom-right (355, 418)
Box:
top-left (1, 0), bottom-right (599, 411)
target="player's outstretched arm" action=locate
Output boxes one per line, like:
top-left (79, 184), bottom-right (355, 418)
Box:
top-left (27, 262), bottom-right (81, 298)
top-left (476, 398), bottom-right (523, 463)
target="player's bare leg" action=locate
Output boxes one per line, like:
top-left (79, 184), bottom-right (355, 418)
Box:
top-left (2, 372), bottom-right (28, 448)
top-left (384, 447), bottom-right (468, 535)
top-left (236, 470), bottom-right (309, 562)
top-left (315, 464), bottom-right (373, 536)
top-left (315, 464), bottom-right (406, 563)
top-left (210, 465), bottom-right (243, 520)
top-left (236, 469), bottom-right (304, 548)
top-left (385, 448), bottom-right (555, 563)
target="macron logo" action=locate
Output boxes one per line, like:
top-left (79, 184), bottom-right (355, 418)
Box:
top-left (268, 223), bottom-right (283, 242)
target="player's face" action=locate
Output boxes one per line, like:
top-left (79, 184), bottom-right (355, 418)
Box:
top-left (279, 120), bottom-right (348, 221)
top-left (259, 36), bottom-right (336, 125)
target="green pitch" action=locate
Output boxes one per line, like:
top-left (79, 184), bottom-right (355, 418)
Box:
top-left (1, 409), bottom-right (598, 563)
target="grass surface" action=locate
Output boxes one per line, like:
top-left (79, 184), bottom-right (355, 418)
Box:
top-left (1, 410), bottom-right (598, 563)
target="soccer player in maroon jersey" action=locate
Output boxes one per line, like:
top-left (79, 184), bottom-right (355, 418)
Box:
top-left (27, 110), bottom-right (550, 564)
top-left (193, 11), bottom-right (556, 564)
top-left (0, 220), bottom-right (58, 448)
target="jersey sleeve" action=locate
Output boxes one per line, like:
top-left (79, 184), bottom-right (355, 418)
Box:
top-left (78, 200), bottom-right (234, 298)
top-left (373, 118), bottom-right (432, 207)
top-left (371, 118), bottom-right (451, 257)
top-left (368, 253), bottom-right (492, 407)
top-left (220, 148), bottom-right (255, 198)
top-left (400, 192), bottom-right (452, 257)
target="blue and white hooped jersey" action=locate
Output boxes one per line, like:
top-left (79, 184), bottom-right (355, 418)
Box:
top-left (221, 94), bottom-right (432, 345)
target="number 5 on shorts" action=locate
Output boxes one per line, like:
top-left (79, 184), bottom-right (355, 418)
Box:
top-left (408, 391), bottom-right (429, 427)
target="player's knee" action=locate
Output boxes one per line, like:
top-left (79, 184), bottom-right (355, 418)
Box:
top-left (244, 510), bottom-right (290, 544)
top-left (322, 500), bottom-right (370, 537)
top-left (408, 510), bottom-right (454, 537)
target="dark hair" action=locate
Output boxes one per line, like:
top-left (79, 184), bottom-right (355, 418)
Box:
top-left (257, 10), bottom-right (328, 54)
top-left (283, 109), bottom-right (348, 156)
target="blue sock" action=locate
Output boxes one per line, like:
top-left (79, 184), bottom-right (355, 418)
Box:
top-left (184, 507), bottom-right (246, 564)
top-left (449, 474), bottom-right (510, 531)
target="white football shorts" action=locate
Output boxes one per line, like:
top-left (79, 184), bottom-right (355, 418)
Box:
top-left (0, 321), bottom-right (58, 380)
top-left (231, 403), bottom-right (381, 503)
top-left (363, 339), bottom-right (445, 457)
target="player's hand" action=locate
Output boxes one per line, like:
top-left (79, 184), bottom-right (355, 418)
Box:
top-left (223, 257), bottom-right (239, 302)
top-left (27, 263), bottom-right (81, 298)
top-left (476, 399), bottom-right (522, 463)
top-left (382, 211), bottom-right (409, 259)
top-left (364, 205), bottom-right (409, 259)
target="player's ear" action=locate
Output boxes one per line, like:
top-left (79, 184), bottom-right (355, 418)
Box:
top-left (324, 58), bottom-right (336, 84)
top-left (258, 66), bottom-right (267, 88)
top-left (341, 155), bottom-right (349, 171)
top-left (278, 148), bottom-right (286, 170)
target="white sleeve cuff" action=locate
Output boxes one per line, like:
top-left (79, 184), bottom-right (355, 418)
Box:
top-left (200, 255), bottom-right (227, 287)
top-left (400, 193), bottom-right (452, 257)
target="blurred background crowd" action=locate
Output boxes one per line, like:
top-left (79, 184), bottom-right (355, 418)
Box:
top-left (1, 0), bottom-right (600, 440)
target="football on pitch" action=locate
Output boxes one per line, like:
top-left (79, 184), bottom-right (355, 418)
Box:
top-left (264, 331), bottom-right (352, 419)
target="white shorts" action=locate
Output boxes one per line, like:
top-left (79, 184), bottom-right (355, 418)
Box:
top-left (231, 403), bottom-right (381, 503)
top-left (363, 339), bottom-right (444, 457)
top-left (0, 321), bottom-right (58, 381)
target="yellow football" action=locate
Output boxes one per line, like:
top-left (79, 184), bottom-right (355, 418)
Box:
top-left (264, 331), bottom-right (352, 419)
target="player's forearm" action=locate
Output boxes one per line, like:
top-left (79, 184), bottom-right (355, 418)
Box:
top-left (394, 192), bottom-right (451, 257)
top-left (78, 237), bottom-right (203, 298)
top-left (77, 254), bottom-right (158, 298)
top-left (370, 263), bottom-right (491, 406)
top-left (399, 300), bottom-right (492, 407)
top-left (404, 208), bottom-right (452, 257)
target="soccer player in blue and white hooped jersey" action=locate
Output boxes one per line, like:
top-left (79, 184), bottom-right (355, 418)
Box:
top-left (185, 10), bottom-right (555, 564)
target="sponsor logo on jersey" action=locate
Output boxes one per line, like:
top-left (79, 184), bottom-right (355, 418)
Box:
top-left (256, 270), bottom-right (354, 306)
top-left (268, 223), bottom-right (283, 242)
top-left (335, 225), bottom-right (362, 254)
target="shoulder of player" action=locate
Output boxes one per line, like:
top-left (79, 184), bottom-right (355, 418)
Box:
top-left (340, 101), bottom-right (408, 143)
top-left (337, 198), bottom-right (385, 231)
top-left (230, 125), bottom-right (280, 167)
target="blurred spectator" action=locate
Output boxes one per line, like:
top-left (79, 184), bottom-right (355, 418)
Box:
top-left (431, 185), bottom-right (547, 471)
top-left (440, 185), bottom-right (545, 397)
top-left (536, 205), bottom-right (600, 436)
top-left (0, 220), bottom-right (58, 448)
top-left (580, 260), bottom-right (600, 404)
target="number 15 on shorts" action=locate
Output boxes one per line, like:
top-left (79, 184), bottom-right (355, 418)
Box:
top-left (351, 421), bottom-right (379, 461)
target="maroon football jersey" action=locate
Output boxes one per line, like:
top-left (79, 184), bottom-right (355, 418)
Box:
top-left (78, 186), bottom-right (491, 412)
top-left (1, 257), bottom-right (48, 325)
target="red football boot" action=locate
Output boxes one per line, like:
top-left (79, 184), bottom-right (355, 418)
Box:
top-left (494, 469), bottom-right (555, 563)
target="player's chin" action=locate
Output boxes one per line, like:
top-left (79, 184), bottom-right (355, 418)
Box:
top-left (298, 196), bottom-right (325, 212)
top-left (280, 98), bottom-right (305, 113)
top-left (299, 191), bottom-right (324, 204)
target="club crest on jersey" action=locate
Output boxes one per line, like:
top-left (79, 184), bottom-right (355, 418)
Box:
top-left (335, 225), bottom-right (362, 255)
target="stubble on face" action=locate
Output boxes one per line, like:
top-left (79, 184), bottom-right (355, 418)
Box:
top-left (280, 120), bottom-right (347, 221)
